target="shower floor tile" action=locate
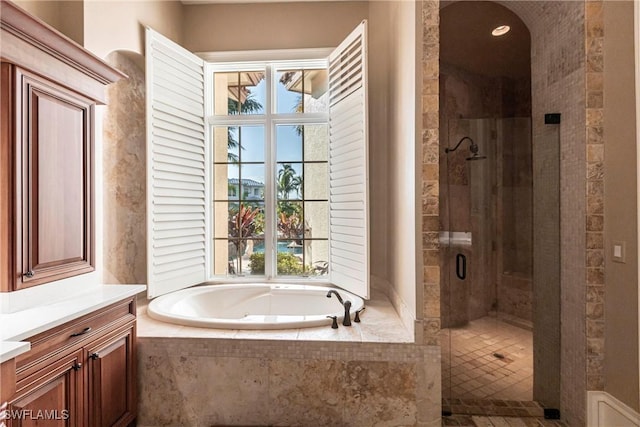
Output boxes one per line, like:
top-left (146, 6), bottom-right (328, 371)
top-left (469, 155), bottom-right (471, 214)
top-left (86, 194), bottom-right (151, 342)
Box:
top-left (442, 316), bottom-right (533, 402)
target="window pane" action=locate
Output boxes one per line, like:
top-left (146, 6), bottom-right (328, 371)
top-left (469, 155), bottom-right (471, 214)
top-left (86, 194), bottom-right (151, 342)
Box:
top-left (276, 69), bottom-right (303, 114)
top-left (214, 72), bottom-right (238, 116)
top-left (213, 202), bottom-right (231, 239)
top-left (215, 126), bottom-right (264, 164)
top-left (303, 69), bottom-right (328, 113)
top-left (213, 164), bottom-right (238, 201)
top-left (246, 239), bottom-right (266, 275)
top-left (276, 240), bottom-right (305, 276)
top-left (277, 201), bottom-right (303, 240)
top-left (276, 69), bottom-right (328, 114)
top-left (307, 240), bottom-right (329, 276)
top-left (276, 163), bottom-right (302, 200)
top-left (304, 163), bottom-right (328, 200)
top-left (224, 238), bottom-right (265, 276)
top-left (276, 125), bottom-right (302, 162)
top-left (212, 239), bottom-right (232, 276)
top-left (214, 71), bottom-right (265, 115)
top-left (303, 125), bottom-right (329, 162)
top-left (213, 126), bottom-right (238, 163)
top-left (240, 164), bottom-right (265, 203)
top-left (238, 126), bottom-right (265, 162)
top-left (304, 202), bottom-right (328, 239)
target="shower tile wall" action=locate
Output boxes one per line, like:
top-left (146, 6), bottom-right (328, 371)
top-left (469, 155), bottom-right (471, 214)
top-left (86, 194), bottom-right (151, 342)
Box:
top-left (421, 0), bottom-right (441, 348)
top-left (584, 0), bottom-right (605, 393)
top-left (517, 1), bottom-right (587, 421)
top-left (439, 62), bottom-right (532, 327)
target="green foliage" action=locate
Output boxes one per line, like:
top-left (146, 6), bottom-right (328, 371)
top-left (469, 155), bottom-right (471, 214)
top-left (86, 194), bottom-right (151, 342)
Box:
top-left (248, 252), bottom-right (266, 274)
top-left (248, 252), bottom-right (307, 275)
top-left (277, 164), bottom-right (302, 199)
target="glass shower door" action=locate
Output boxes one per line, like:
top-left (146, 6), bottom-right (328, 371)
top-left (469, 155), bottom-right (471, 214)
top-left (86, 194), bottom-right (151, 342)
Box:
top-left (442, 116), bottom-right (536, 410)
top-left (441, 118), bottom-right (497, 408)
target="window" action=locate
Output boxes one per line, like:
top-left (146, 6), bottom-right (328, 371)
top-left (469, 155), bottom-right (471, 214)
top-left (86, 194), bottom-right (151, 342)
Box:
top-left (146, 21), bottom-right (369, 299)
top-left (210, 64), bottom-right (329, 279)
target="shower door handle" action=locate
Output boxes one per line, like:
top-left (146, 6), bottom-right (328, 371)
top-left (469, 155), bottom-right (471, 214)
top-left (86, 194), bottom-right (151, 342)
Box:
top-left (456, 253), bottom-right (467, 280)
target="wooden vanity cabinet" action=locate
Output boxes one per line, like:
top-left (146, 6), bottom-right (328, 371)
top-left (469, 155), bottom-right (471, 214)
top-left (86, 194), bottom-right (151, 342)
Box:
top-left (0, 0), bottom-right (124, 292)
top-left (2, 64), bottom-right (96, 291)
top-left (7, 298), bottom-right (137, 427)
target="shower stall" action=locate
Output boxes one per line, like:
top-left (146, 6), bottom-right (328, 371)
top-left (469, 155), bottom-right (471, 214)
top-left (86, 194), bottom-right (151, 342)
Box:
top-left (441, 117), bottom-right (534, 402)
top-left (441, 117), bottom-right (532, 328)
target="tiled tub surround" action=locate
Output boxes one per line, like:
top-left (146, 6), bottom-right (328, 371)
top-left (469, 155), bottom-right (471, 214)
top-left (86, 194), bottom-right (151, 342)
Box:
top-left (136, 292), bottom-right (442, 426)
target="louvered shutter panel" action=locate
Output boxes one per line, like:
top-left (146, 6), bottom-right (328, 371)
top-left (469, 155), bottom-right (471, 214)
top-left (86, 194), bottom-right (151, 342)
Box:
top-left (146, 28), bottom-right (207, 298)
top-left (328, 21), bottom-right (369, 299)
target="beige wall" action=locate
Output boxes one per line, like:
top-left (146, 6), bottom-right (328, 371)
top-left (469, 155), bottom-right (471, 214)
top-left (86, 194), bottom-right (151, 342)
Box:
top-left (83, 0), bottom-right (183, 59)
top-left (182, 1), bottom-right (368, 52)
top-left (603, 0), bottom-right (639, 412)
top-left (14, 0), bottom-right (83, 44)
top-left (369, 1), bottom-right (420, 322)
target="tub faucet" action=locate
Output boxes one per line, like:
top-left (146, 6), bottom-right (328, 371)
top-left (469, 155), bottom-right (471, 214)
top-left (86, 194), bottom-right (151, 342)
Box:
top-left (326, 290), bottom-right (352, 326)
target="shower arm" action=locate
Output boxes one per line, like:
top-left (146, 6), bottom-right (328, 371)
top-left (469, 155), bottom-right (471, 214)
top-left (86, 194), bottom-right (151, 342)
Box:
top-left (445, 136), bottom-right (476, 154)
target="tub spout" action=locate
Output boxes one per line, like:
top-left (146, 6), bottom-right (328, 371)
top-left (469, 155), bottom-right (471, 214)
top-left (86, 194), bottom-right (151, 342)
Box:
top-left (326, 290), bottom-right (344, 305)
top-left (327, 290), bottom-right (352, 326)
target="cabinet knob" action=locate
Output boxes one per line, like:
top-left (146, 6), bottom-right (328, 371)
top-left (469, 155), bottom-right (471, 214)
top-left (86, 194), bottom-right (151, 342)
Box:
top-left (24, 270), bottom-right (35, 278)
top-left (90, 353), bottom-right (100, 360)
top-left (72, 362), bottom-right (82, 371)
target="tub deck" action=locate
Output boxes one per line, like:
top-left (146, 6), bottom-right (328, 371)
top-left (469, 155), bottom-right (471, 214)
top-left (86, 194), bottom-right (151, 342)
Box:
top-left (137, 288), bottom-right (413, 343)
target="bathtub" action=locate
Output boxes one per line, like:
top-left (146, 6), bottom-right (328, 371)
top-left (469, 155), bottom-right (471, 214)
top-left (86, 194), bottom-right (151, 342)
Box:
top-left (147, 283), bottom-right (365, 330)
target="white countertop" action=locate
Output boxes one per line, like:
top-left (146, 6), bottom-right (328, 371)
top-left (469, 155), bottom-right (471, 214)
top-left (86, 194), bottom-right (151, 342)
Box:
top-left (0, 284), bottom-right (146, 363)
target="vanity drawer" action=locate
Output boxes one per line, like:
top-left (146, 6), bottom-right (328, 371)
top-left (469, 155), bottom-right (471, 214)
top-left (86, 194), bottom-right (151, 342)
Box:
top-left (15, 298), bottom-right (136, 381)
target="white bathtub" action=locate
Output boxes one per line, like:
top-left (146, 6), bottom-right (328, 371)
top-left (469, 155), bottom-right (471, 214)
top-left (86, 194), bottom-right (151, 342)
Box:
top-left (147, 283), bottom-right (365, 330)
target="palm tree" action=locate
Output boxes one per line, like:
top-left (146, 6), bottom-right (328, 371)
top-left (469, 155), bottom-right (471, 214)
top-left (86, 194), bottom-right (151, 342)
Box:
top-left (277, 164), bottom-right (302, 199)
top-left (226, 93), bottom-right (263, 163)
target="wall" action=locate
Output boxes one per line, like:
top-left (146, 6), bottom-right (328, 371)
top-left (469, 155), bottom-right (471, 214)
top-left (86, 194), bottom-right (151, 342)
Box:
top-left (603, 0), bottom-right (639, 413)
top-left (182, 1), bottom-right (368, 52)
top-left (13, 0), bottom-right (83, 44)
top-left (368, 1), bottom-right (420, 331)
top-left (83, 0), bottom-right (184, 59)
top-left (102, 51), bottom-right (147, 285)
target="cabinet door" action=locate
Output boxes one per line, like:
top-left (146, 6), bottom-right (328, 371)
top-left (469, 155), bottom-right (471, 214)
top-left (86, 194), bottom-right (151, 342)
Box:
top-left (86, 325), bottom-right (136, 427)
top-left (15, 68), bottom-right (94, 290)
top-left (8, 351), bottom-right (82, 427)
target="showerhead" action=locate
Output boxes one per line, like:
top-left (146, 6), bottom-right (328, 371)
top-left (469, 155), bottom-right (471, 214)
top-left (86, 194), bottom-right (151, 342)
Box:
top-left (445, 136), bottom-right (487, 161)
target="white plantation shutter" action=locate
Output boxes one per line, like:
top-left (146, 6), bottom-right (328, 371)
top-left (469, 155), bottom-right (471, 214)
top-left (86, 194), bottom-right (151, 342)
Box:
top-left (328, 21), bottom-right (370, 299)
top-left (146, 28), bottom-right (207, 298)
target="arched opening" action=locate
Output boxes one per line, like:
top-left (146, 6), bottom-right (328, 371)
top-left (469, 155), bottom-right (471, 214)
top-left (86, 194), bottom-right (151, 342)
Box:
top-left (439, 0), bottom-right (553, 416)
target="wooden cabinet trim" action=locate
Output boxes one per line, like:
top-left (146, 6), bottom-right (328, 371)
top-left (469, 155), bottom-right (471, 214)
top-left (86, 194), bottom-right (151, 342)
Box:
top-left (0, 1), bottom-right (126, 90)
top-left (86, 323), bottom-right (137, 427)
top-left (10, 67), bottom-right (95, 291)
top-left (0, 63), bottom-right (16, 289)
top-left (15, 298), bottom-right (135, 382)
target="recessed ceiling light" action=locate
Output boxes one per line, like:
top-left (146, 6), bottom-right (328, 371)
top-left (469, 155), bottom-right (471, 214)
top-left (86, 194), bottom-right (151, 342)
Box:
top-left (492, 25), bottom-right (510, 36)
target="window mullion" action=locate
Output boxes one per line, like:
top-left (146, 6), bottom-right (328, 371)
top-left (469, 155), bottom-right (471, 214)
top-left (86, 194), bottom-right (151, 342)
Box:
top-left (264, 64), bottom-right (276, 279)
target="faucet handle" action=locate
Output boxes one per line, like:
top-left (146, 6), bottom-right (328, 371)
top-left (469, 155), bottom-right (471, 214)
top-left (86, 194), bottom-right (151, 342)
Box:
top-left (354, 306), bottom-right (366, 323)
top-left (326, 316), bottom-right (339, 329)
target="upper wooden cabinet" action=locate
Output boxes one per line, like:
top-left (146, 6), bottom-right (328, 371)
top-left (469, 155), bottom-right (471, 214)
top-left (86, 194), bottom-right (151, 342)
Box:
top-left (0, 1), bottom-right (124, 291)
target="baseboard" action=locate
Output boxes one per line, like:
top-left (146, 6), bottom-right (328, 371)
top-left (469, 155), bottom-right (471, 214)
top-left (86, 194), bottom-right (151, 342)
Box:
top-left (588, 391), bottom-right (640, 427)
